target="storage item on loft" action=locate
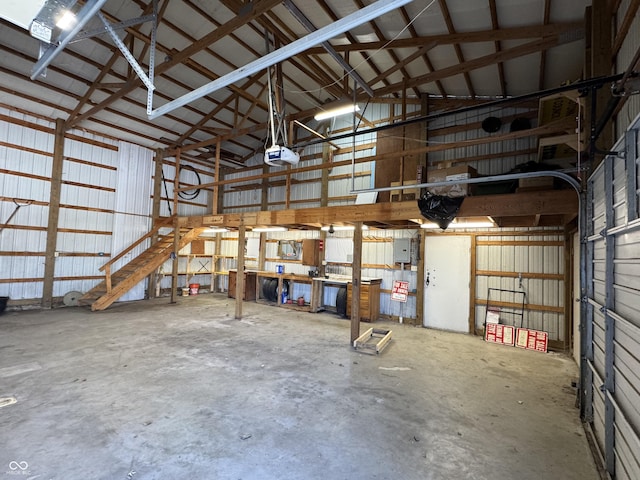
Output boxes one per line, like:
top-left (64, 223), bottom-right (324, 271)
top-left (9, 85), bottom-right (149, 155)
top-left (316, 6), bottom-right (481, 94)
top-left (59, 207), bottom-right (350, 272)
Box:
top-left (426, 166), bottom-right (478, 197)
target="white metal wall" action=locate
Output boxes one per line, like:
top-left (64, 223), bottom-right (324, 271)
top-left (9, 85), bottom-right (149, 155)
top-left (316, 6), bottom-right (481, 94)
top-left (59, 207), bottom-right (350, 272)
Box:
top-left (0, 107), bottom-right (163, 304)
top-left (221, 102), bottom-right (420, 212)
top-left (584, 113), bottom-right (640, 479)
top-left (428, 106), bottom-right (539, 176)
top-left (475, 228), bottom-right (566, 342)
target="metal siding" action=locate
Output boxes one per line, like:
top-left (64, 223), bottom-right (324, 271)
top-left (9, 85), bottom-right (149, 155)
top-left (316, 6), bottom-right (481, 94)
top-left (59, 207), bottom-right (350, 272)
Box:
top-left (615, 4), bottom-right (640, 136)
top-left (0, 108), bottom-right (54, 300)
top-left (614, 155), bottom-right (628, 226)
top-left (586, 115), bottom-right (640, 477)
top-left (474, 229), bottom-right (565, 339)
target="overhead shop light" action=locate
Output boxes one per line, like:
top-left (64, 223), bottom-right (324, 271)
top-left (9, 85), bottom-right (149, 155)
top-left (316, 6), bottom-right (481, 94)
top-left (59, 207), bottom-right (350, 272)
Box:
top-left (28, 0), bottom-right (79, 43)
top-left (253, 226), bottom-right (288, 232)
top-left (320, 225), bottom-right (368, 232)
top-left (420, 218), bottom-right (495, 230)
top-left (314, 101), bottom-right (360, 121)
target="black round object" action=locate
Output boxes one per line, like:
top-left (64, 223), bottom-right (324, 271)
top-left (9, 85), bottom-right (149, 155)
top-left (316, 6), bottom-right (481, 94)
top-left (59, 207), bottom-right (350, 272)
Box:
top-left (262, 278), bottom-right (277, 302)
top-left (510, 117), bottom-right (531, 132)
top-left (0, 296), bottom-right (8, 316)
top-left (481, 116), bottom-right (502, 133)
top-left (269, 279), bottom-right (279, 302)
top-left (336, 287), bottom-right (347, 317)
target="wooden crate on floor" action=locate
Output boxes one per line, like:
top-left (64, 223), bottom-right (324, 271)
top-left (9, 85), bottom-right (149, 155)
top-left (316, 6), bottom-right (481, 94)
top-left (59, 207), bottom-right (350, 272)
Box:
top-left (353, 328), bottom-right (392, 354)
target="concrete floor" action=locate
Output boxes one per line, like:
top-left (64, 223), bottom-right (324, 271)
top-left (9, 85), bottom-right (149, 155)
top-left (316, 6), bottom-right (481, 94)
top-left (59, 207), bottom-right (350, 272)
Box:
top-left (1, 294), bottom-right (599, 480)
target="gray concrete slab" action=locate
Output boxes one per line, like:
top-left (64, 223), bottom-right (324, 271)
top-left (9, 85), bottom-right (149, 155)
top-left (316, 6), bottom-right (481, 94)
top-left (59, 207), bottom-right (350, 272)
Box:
top-left (0, 294), bottom-right (599, 480)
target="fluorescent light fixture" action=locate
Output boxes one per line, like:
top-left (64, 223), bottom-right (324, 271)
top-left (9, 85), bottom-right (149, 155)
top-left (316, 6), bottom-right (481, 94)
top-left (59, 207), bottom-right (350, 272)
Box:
top-left (205, 227), bottom-right (228, 233)
top-left (253, 226), bottom-right (288, 232)
top-left (314, 103), bottom-right (360, 121)
top-left (421, 220), bottom-right (495, 229)
top-left (56, 9), bottom-right (76, 30)
top-left (320, 225), bottom-right (369, 231)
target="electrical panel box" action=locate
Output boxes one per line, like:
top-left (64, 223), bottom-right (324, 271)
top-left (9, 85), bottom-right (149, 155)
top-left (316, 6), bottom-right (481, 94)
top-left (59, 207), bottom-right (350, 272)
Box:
top-left (393, 238), bottom-right (411, 264)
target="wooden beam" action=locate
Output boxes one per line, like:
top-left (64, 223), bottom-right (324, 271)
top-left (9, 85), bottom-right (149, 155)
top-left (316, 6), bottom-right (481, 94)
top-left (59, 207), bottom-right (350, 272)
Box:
top-left (351, 221), bottom-right (363, 344)
top-left (68, 0), bottom-right (282, 128)
top-left (375, 36), bottom-right (574, 97)
top-left (41, 119), bottom-right (65, 309)
top-left (590, 0), bottom-right (613, 169)
top-left (469, 234), bottom-right (477, 334)
top-left (235, 225), bottom-right (246, 319)
top-left (148, 148), bottom-right (165, 298)
top-left (183, 189), bottom-right (578, 229)
top-left (303, 22), bottom-right (584, 53)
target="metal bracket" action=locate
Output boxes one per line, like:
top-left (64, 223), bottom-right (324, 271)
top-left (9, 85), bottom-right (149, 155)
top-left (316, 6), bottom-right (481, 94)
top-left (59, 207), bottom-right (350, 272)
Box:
top-left (97, 12), bottom-right (155, 92)
top-left (70, 14), bottom-right (155, 43)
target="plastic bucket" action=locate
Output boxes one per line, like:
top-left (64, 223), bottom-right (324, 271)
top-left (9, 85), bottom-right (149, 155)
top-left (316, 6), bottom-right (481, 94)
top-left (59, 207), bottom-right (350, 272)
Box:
top-left (189, 283), bottom-right (200, 295)
top-left (181, 287), bottom-right (190, 297)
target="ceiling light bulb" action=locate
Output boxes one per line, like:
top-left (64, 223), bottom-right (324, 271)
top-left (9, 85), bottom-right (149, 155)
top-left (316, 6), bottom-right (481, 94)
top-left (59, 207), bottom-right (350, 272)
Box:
top-left (56, 10), bottom-right (76, 30)
top-left (314, 104), bottom-right (360, 121)
top-left (253, 226), bottom-right (288, 232)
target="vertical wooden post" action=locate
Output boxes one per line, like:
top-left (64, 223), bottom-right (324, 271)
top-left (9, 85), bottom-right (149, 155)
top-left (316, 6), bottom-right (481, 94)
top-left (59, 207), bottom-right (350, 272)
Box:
top-left (149, 148), bottom-right (164, 298)
top-left (469, 234), bottom-right (477, 334)
top-left (261, 163), bottom-right (269, 210)
top-left (258, 232), bottom-right (266, 271)
top-left (213, 140), bottom-right (221, 214)
top-left (285, 164), bottom-right (291, 209)
top-left (589, 1), bottom-right (612, 169)
top-left (173, 148), bottom-right (181, 218)
top-left (321, 126), bottom-right (330, 207)
top-left (42, 119), bottom-right (65, 308)
top-left (170, 149), bottom-right (181, 304)
top-left (350, 222), bottom-right (363, 344)
top-left (212, 232), bottom-right (222, 293)
top-left (416, 229), bottom-right (425, 326)
top-left (170, 217), bottom-right (180, 304)
top-left (235, 224), bottom-right (246, 319)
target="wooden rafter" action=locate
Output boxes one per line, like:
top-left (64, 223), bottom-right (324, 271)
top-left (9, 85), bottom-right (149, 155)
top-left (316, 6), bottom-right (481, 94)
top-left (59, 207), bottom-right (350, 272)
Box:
top-left (66, 0), bottom-right (282, 129)
top-left (538, 0), bottom-right (551, 91)
top-left (374, 35), bottom-right (576, 96)
top-left (489, 0), bottom-right (507, 96)
top-left (439, 0), bottom-right (476, 97)
top-left (302, 22), bottom-right (584, 54)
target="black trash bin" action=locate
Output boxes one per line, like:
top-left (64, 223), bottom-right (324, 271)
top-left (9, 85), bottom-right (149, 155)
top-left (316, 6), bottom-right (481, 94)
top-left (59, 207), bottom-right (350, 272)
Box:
top-left (0, 296), bottom-right (8, 315)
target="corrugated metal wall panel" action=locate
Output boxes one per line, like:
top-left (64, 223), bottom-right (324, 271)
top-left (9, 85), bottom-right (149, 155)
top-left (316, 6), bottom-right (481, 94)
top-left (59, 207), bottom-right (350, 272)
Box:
top-left (613, 155), bottom-right (628, 226)
top-left (475, 228), bottom-right (566, 340)
top-left (428, 106), bottom-right (537, 175)
top-left (0, 107), bottom-right (54, 300)
top-left (615, 2), bottom-right (640, 136)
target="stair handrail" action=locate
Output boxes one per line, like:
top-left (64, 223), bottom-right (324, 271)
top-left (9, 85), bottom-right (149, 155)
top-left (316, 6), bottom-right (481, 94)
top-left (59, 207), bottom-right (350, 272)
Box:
top-left (99, 216), bottom-right (175, 273)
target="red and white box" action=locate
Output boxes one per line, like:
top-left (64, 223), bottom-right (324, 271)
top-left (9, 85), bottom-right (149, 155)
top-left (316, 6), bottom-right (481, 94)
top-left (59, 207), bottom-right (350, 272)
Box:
top-left (485, 323), bottom-right (515, 346)
top-left (515, 328), bottom-right (548, 353)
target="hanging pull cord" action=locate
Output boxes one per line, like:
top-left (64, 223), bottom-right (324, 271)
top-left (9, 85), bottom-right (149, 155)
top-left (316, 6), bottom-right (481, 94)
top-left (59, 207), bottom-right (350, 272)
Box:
top-left (0, 199), bottom-right (33, 236)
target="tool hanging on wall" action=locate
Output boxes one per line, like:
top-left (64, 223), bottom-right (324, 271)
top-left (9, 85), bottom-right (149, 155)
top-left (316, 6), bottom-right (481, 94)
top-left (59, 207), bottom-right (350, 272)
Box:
top-left (0, 199), bottom-right (33, 236)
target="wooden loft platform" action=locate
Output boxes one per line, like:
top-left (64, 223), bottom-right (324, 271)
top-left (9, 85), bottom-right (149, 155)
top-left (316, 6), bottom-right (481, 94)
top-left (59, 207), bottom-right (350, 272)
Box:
top-left (178, 189), bottom-right (578, 231)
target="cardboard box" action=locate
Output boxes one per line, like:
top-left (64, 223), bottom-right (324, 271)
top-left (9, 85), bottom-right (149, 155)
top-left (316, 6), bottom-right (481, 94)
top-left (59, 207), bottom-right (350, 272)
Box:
top-left (518, 177), bottom-right (554, 189)
top-left (426, 166), bottom-right (478, 197)
top-left (390, 180), bottom-right (417, 202)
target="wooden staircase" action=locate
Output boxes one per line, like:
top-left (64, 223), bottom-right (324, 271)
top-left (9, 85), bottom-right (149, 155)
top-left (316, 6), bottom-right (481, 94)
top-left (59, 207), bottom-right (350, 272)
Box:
top-left (79, 218), bottom-right (207, 311)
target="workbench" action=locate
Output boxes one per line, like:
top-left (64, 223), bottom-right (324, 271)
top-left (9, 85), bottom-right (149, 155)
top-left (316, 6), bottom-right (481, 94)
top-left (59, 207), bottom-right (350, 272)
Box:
top-left (310, 276), bottom-right (382, 322)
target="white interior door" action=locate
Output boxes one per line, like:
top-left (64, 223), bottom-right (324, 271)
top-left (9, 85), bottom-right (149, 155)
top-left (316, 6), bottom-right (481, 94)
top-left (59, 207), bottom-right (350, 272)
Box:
top-left (423, 235), bottom-right (471, 332)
